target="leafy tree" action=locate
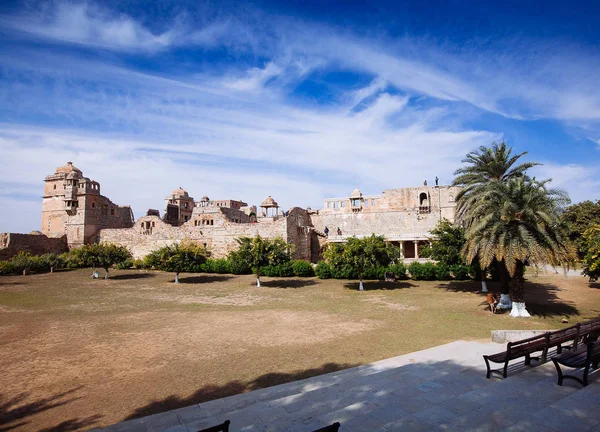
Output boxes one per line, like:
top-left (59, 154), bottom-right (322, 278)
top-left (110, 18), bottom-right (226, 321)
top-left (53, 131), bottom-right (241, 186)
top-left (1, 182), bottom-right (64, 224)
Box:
top-left (340, 235), bottom-right (397, 290)
top-left (462, 178), bottom-right (574, 317)
top-left (74, 243), bottom-right (133, 279)
top-left (230, 236), bottom-right (292, 286)
top-left (561, 200), bottom-right (600, 259)
top-left (581, 225), bottom-right (600, 282)
top-left (428, 218), bottom-right (467, 266)
top-left (147, 243), bottom-right (209, 283)
top-left (453, 141), bottom-right (539, 294)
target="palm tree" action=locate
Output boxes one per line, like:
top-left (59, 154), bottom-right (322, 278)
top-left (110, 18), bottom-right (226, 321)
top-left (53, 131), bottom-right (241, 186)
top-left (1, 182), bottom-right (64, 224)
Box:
top-left (462, 178), bottom-right (573, 317)
top-left (453, 142), bottom-right (540, 294)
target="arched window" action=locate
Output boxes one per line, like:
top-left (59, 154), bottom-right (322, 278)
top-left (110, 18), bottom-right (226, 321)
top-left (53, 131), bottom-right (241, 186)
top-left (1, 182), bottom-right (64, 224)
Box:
top-left (419, 192), bottom-right (429, 206)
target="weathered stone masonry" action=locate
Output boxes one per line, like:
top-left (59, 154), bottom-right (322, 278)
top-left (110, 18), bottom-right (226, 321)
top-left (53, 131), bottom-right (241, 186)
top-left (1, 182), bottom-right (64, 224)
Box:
top-left (1, 163), bottom-right (459, 262)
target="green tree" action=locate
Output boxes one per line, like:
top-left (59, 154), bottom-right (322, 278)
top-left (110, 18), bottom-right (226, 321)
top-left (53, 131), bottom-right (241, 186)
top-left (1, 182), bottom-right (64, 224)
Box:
top-left (561, 200), bottom-right (600, 259)
top-left (231, 236), bottom-right (292, 286)
top-left (581, 225), bottom-right (600, 282)
top-left (74, 243), bottom-right (133, 279)
top-left (428, 218), bottom-right (467, 266)
top-left (453, 141), bottom-right (539, 294)
top-left (462, 178), bottom-right (574, 317)
top-left (339, 235), bottom-right (397, 290)
top-left (146, 243), bottom-right (209, 283)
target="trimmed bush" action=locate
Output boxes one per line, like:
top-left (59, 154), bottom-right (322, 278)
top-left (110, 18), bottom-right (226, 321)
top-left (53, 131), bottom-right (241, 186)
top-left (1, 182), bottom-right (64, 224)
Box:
top-left (361, 265), bottom-right (387, 280)
top-left (450, 264), bottom-right (472, 280)
top-left (0, 260), bottom-right (15, 275)
top-left (435, 263), bottom-right (452, 280)
top-left (132, 259), bottom-right (145, 269)
top-left (408, 262), bottom-right (437, 280)
top-left (385, 262), bottom-right (407, 280)
top-left (315, 261), bottom-right (332, 279)
top-left (292, 260), bottom-right (314, 277)
top-left (115, 257), bottom-right (134, 270)
top-left (205, 258), bottom-right (230, 274)
top-left (261, 262), bottom-right (294, 277)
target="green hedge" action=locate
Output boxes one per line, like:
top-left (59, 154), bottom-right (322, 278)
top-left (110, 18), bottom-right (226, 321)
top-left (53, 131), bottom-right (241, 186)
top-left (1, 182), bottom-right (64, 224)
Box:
top-left (0, 252), bottom-right (64, 275)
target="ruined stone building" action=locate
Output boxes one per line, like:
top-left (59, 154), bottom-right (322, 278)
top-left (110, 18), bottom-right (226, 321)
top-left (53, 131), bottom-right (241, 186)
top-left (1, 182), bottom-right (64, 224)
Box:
top-left (1, 162), bottom-right (460, 262)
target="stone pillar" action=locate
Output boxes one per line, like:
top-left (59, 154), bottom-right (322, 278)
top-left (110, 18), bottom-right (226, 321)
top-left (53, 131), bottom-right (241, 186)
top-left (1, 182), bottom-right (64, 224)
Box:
top-left (414, 241), bottom-right (419, 259)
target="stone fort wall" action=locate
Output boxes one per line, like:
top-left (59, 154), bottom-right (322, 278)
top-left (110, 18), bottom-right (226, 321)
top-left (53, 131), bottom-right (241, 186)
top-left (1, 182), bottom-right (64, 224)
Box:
top-left (0, 233), bottom-right (68, 261)
top-left (98, 207), bottom-right (312, 260)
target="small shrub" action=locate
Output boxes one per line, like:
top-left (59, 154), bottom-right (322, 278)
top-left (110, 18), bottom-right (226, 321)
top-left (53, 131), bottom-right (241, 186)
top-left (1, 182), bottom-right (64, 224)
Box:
top-left (227, 257), bottom-right (252, 275)
top-left (408, 262), bottom-right (437, 280)
top-left (314, 261), bottom-right (332, 279)
top-left (115, 257), bottom-right (134, 270)
top-left (206, 258), bottom-right (230, 274)
top-left (292, 260), bottom-right (314, 277)
top-left (132, 259), bottom-right (145, 269)
top-left (0, 260), bottom-right (15, 275)
top-left (386, 262), bottom-right (407, 280)
top-left (435, 263), bottom-right (452, 280)
top-left (261, 262), bottom-right (294, 277)
top-left (450, 264), bottom-right (472, 280)
top-left (361, 266), bottom-right (386, 280)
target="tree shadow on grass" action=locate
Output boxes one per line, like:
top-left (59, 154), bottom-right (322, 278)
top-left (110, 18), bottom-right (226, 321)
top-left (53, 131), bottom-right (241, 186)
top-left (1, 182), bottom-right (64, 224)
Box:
top-left (524, 282), bottom-right (579, 318)
top-left (124, 362), bottom-right (358, 421)
top-left (179, 275), bottom-right (233, 284)
top-left (343, 280), bottom-right (416, 291)
top-left (259, 279), bottom-right (318, 289)
top-left (0, 387), bottom-right (100, 432)
top-left (436, 280), bottom-right (499, 294)
top-left (110, 273), bottom-right (156, 280)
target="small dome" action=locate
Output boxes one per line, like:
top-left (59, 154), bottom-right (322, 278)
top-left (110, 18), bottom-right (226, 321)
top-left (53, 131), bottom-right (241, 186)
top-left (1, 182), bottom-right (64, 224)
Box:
top-left (29, 230), bottom-right (44, 235)
top-left (261, 196), bottom-right (278, 207)
top-left (350, 188), bottom-right (363, 198)
top-left (56, 161), bottom-right (82, 175)
top-left (201, 195), bottom-right (210, 202)
top-left (172, 187), bottom-right (189, 198)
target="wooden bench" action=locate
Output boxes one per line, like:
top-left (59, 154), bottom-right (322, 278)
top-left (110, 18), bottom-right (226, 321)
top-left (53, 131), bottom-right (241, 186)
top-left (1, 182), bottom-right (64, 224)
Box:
top-left (196, 420), bottom-right (230, 432)
top-left (312, 422), bottom-right (341, 432)
top-left (552, 341), bottom-right (600, 387)
top-left (484, 333), bottom-right (548, 378)
top-left (484, 318), bottom-right (600, 379)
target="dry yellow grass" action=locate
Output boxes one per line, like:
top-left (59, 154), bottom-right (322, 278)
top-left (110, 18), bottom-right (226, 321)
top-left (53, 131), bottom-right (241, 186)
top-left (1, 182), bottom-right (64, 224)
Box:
top-left (0, 269), bottom-right (598, 431)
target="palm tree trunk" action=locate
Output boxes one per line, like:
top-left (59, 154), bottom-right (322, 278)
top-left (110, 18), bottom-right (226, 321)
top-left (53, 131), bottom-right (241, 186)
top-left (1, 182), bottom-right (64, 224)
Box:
top-left (498, 261), bottom-right (510, 294)
top-left (509, 261), bottom-right (530, 317)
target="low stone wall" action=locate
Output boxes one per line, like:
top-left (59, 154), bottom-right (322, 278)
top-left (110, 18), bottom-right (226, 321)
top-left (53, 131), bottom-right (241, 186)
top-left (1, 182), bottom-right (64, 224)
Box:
top-left (490, 329), bottom-right (551, 343)
top-left (0, 233), bottom-right (68, 260)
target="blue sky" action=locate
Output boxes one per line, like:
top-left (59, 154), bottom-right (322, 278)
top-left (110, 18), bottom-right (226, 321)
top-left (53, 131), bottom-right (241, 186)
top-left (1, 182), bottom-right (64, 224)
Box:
top-left (0, 0), bottom-right (599, 233)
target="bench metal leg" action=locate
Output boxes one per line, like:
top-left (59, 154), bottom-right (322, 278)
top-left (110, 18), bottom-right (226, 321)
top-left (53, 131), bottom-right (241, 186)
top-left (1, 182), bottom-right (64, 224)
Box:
top-left (552, 359), bottom-right (564, 386)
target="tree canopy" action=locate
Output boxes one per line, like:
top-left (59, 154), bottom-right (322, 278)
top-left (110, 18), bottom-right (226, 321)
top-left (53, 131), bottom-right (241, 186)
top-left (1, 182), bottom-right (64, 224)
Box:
top-left (561, 200), bottom-right (600, 259)
top-left (323, 235), bottom-right (397, 290)
top-left (229, 236), bottom-right (292, 286)
top-left (428, 218), bottom-right (467, 266)
top-left (581, 225), bottom-right (600, 282)
top-left (145, 242), bottom-right (209, 283)
top-left (71, 243), bottom-right (132, 279)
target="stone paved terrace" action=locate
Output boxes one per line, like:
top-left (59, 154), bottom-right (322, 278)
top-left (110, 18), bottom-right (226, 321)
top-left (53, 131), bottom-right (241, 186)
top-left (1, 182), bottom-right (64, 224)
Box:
top-left (94, 341), bottom-right (600, 432)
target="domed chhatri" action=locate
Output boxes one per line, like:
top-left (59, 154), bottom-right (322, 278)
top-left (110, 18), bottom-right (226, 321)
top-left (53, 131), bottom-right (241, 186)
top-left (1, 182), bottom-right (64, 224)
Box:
top-left (56, 161), bottom-right (82, 175)
top-left (260, 196), bottom-right (278, 207)
top-left (200, 195), bottom-right (210, 202)
top-left (350, 188), bottom-right (363, 199)
top-left (260, 196), bottom-right (279, 217)
top-left (171, 187), bottom-right (189, 198)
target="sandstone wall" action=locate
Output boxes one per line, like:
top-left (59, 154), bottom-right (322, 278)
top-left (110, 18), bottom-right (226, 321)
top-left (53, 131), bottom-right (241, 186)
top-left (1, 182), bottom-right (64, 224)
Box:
top-left (0, 233), bottom-right (68, 260)
top-left (98, 215), bottom-right (293, 259)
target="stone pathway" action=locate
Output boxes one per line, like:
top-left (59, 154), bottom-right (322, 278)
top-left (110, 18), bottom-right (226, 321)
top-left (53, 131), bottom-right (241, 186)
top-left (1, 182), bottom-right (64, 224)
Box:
top-left (95, 341), bottom-right (600, 432)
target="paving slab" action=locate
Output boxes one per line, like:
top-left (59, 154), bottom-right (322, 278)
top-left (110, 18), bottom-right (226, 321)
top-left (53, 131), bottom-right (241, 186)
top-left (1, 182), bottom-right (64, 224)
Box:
top-left (97, 340), bottom-right (599, 432)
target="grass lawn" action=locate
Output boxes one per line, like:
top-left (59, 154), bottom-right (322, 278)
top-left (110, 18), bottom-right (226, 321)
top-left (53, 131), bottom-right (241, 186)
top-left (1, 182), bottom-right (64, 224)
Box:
top-left (0, 269), bottom-right (598, 431)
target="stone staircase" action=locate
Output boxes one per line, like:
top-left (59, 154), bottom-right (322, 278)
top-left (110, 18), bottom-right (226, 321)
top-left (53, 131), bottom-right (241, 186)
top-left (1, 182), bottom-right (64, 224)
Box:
top-left (96, 341), bottom-right (600, 432)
